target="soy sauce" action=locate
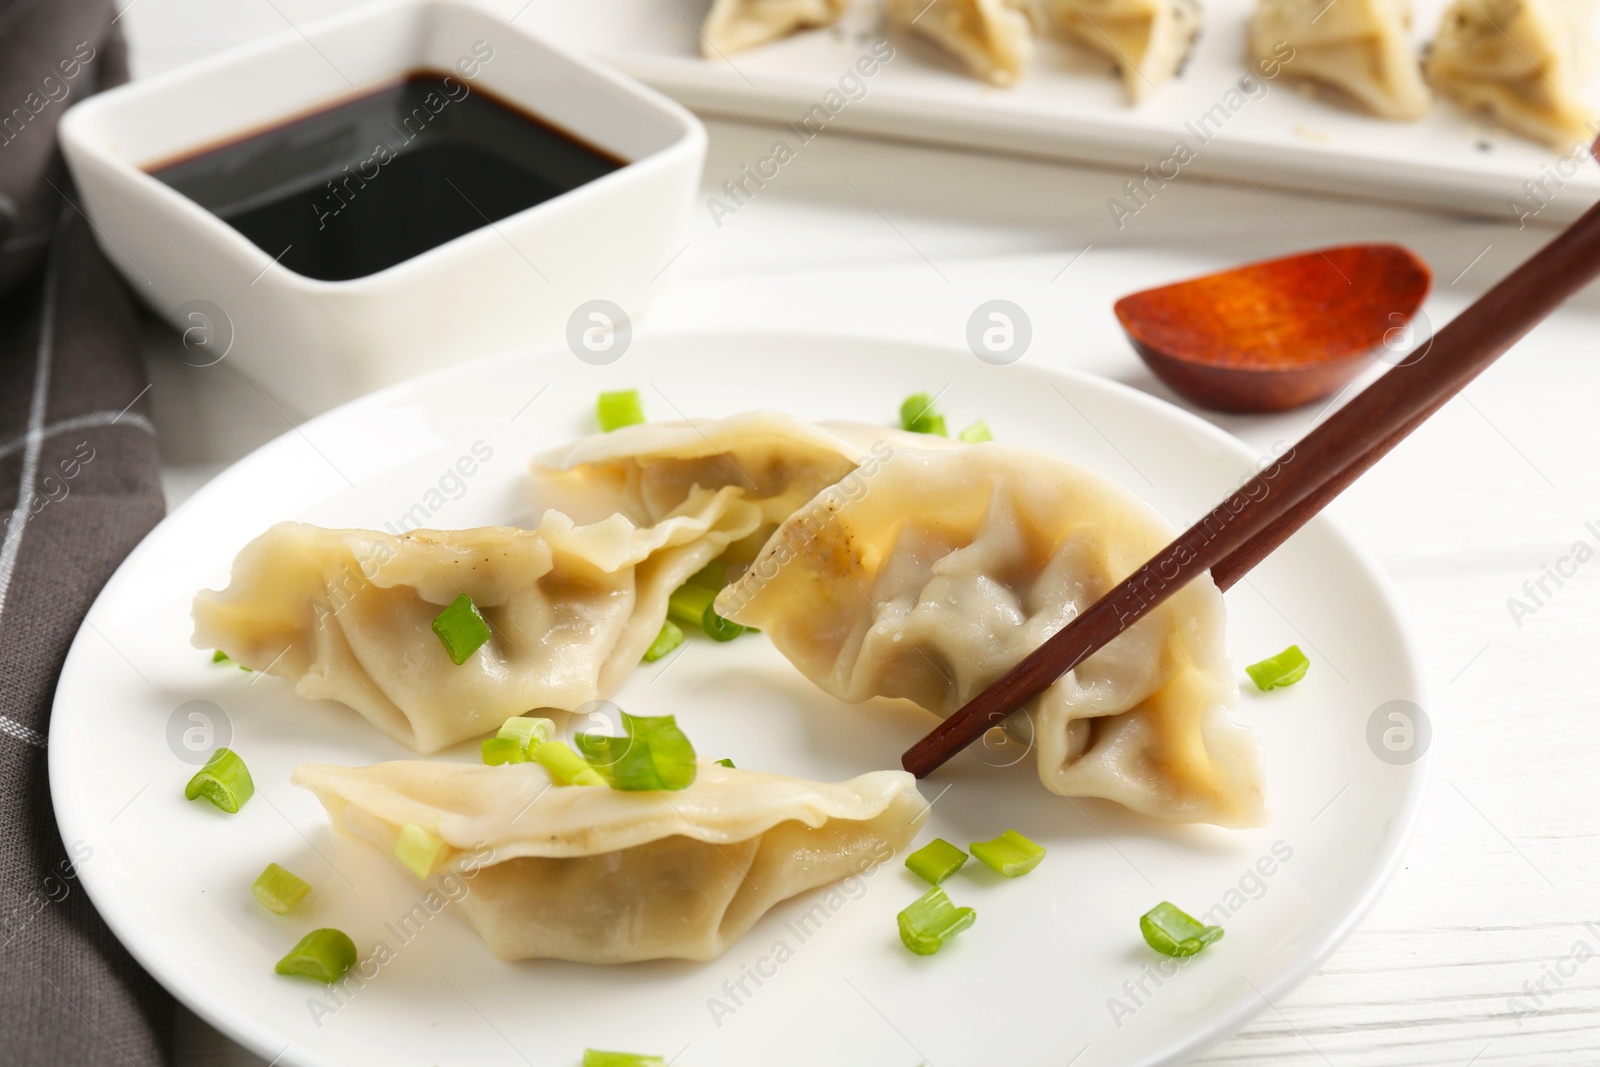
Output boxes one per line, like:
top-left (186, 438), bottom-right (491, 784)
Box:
top-left (148, 73), bottom-right (626, 282)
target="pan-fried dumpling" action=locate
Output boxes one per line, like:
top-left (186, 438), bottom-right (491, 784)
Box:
top-left (1251, 0), bottom-right (1431, 119)
top-left (1048, 0), bottom-right (1201, 103)
top-left (1425, 0), bottom-right (1597, 147)
top-left (192, 489), bottom-right (761, 753)
top-left (885, 0), bottom-right (1035, 86)
top-left (701, 0), bottom-right (850, 56)
top-left (716, 444), bottom-right (1267, 828)
top-left (293, 760), bottom-right (928, 962)
top-left (537, 411), bottom-right (947, 555)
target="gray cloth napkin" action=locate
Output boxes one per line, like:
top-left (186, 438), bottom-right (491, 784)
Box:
top-left (0, 1), bottom-right (173, 1064)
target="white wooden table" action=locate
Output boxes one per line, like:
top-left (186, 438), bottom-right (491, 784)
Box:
top-left (126, 3), bottom-right (1600, 1065)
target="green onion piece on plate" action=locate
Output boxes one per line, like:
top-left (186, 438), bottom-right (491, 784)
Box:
top-left (212, 649), bottom-right (230, 664)
top-left (958, 419), bottom-right (993, 444)
top-left (184, 748), bottom-right (254, 813)
top-left (274, 928), bottom-right (358, 984)
top-left (687, 559), bottom-right (727, 588)
top-left (582, 1051), bottom-right (665, 1067)
top-left (701, 603), bottom-right (745, 642)
top-left (1245, 644), bottom-right (1309, 691)
top-left (897, 886), bottom-right (975, 955)
top-left (577, 712), bottom-right (698, 791)
top-left (497, 715), bottom-right (554, 755)
top-left (395, 822), bottom-right (445, 878)
top-left (431, 593), bottom-right (491, 665)
top-left (1140, 901), bottom-right (1224, 957)
top-left (666, 583), bottom-right (716, 630)
top-left (532, 740), bottom-right (607, 786)
top-left (970, 829), bottom-right (1045, 877)
top-left (481, 737), bottom-right (525, 766)
top-left (899, 392), bottom-right (949, 437)
top-left (905, 838), bottom-right (968, 885)
top-left (642, 620), bottom-right (684, 663)
top-left (714, 757), bottom-right (735, 768)
top-left (252, 863), bottom-right (311, 915)
top-left (597, 389), bottom-right (645, 432)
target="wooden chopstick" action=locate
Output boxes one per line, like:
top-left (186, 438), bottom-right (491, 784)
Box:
top-left (903, 197), bottom-right (1600, 779)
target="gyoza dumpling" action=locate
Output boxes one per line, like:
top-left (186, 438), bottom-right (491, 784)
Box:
top-left (192, 489), bottom-right (760, 753)
top-left (293, 759), bottom-right (928, 962)
top-left (1251, 0), bottom-right (1431, 119)
top-left (1425, 0), bottom-right (1597, 147)
top-left (701, 0), bottom-right (850, 56)
top-left (537, 411), bottom-right (948, 556)
top-left (885, 0), bottom-right (1035, 86)
top-left (1048, 0), bottom-right (1201, 103)
top-left (716, 444), bottom-right (1267, 828)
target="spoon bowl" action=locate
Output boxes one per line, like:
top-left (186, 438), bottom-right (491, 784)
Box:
top-left (1114, 244), bottom-right (1432, 413)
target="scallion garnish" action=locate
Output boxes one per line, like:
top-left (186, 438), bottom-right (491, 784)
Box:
top-left (714, 757), bottom-right (735, 768)
top-left (702, 603), bottom-right (745, 642)
top-left (532, 740), bottom-right (607, 786)
top-left (1139, 901), bottom-right (1224, 957)
top-left (899, 392), bottom-right (948, 437)
top-left (184, 748), bottom-right (254, 813)
top-left (582, 1051), bottom-right (665, 1067)
top-left (597, 389), bottom-right (645, 432)
top-left (252, 863), bottom-right (311, 915)
top-left (958, 419), bottom-right (993, 444)
top-left (482, 737), bottom-right (525, 765)
top-left (498, 715), bottom-right (554, 755)
top-left (274, 928), bottom-right (357, 984)
top-left (1245, 644), bottom-right (1309, 690)
top-left (897, 886), bottom-right (975, 955)
top-left (687, 560), bottom-right (727, 588)
top-left (642, 620), bottom-right (684, 662)
top-left (431, 593), bottom-right (491, 665)
top-left (577, 712), bottom-right (698, 791)
top-left (395, 822), bottom-right (445, 878)
top-left (970, 829), bottom-right (1045, 877)
top-left (666, 583), bottom-right (716, 629)
top-left (905, 838), bottom-right (968, 885)
top-left (212, 649), bottom-right (230, 663)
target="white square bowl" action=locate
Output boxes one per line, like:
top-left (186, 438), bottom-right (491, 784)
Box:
top-left (60, 0), bottom-right (706, 412)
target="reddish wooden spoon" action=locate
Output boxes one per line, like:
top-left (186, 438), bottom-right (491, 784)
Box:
top-left (1114, 244), bottom-right (1432, 413)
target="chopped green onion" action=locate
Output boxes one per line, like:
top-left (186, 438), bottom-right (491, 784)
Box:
top-left (481, 737), bottom-right (525, 765)
top-left (642, 620), bottom-right (684, 662)
top-left (431, 593), bottom-right (491, 665)
top-left (274, 928), bottom-right (357, 984)
top-left (897, 886), bottom-right (975, 956)
top-left (577, 712), bottom-right (697, 791)
top-left (905, 838), bottom-right (968, 885)
top-left (532, 740), bottom-right (607, 786)
top-left (184, 748), bottom-right (254, 813)
top-left (212, 649), bottom-right (230, 663)
top-left (899, 393), bottom-right (948, 437)
top-left (702, 603), bottom-right (745, 642)
top-left (970, 829), bottom-right (1045, 877)
top-left (958, 419), bottom-right (993, 444)
top-left (687, 560), bottom-right (728, 588)
top-left (667, 583), bottom-right (716, 629)
top-left (395, 822), bottom-right (445, 878)
top-left (497, 715), bottom-right (554, 755)
top-left (597, 389), bottom-right (645, 432)
top-left (252, 863), bottom-right (311, 915)
top-left (714, 757), bottom-right (735, 768)
top-left (582, 1051), bottom-right (665, 1067)
top-left (1245, 644), bottom-right (1309, 691)
top-left (1139, 901), bottom-right (1224, 957)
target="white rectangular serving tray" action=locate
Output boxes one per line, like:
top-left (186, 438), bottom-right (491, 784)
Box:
top-left (526, 0), bottom-right (1600, 224)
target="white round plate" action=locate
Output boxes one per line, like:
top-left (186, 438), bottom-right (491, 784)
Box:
top-left (52, 333), bottom-right (1429, 1067)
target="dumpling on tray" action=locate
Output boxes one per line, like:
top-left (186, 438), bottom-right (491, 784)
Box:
top-left (1424, 0), bottom-right (1598, 148)
top-left (884, 0), bottom-right (1036, 86)
top-left (1047, 0), bottom-right (1202, 103)
top-left (192, 489), bottom-right (760, 753)
top-left (701, 0), bottom-right (851, 57)
top-left (715, 443), bottom-right (1268, 828)
top-left (537, 410), bottom-right (948, 556)
top-left (293, 760), bottom-right (927, 963)
top-left (1250, 0), bottom-right (1431, 120)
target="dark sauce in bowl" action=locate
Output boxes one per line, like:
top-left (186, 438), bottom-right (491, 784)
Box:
top-left (147, 73), bottom-right (626, 283)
